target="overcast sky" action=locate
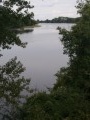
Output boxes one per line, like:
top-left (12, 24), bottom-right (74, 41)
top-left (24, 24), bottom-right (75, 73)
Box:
top-left (29, 0), bottom-right (79, 20)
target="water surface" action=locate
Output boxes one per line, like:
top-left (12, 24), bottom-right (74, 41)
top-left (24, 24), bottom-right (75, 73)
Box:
top-left (0, 23), bottom-right (73, 91)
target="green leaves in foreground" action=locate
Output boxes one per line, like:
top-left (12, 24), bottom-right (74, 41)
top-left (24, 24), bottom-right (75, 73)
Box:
top-left (22, 90), bottom-right (90, 120)
top-left (0, 57), bottom-right (31, 119)
top-left (0, 0), bottom-right (35, 51)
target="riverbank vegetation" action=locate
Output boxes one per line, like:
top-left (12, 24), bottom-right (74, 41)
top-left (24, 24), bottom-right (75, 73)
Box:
top-left (38, 17), bottom-right (80, 23)
top-left (0, 0), bottom-right (90, 119)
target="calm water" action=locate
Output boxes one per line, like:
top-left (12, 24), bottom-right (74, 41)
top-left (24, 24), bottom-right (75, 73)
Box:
top-left (0, 23), bottom-right (73, 91)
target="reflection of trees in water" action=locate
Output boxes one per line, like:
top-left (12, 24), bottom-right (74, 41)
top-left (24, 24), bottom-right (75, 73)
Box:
top-left (0, 0), bottom-right (35, 119)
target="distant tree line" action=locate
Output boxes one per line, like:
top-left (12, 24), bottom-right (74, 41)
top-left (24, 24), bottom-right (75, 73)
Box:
top-left (38, 17), bottom-right (80, 23)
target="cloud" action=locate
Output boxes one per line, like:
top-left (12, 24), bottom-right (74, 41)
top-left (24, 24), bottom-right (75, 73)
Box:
top-left (30, 0), bottom-right (79, 20)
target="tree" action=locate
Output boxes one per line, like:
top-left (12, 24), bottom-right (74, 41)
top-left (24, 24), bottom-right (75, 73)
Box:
top-left (0, 0), bottom-right (34, 119)
top-left (0, 0), bottom-right (35, 50)
top-left (0, 57), bottom-right (31, 119)
top-left (53, 0), bottom-right (90, 119)
top-left (57, 0), bottom-right (90, 92)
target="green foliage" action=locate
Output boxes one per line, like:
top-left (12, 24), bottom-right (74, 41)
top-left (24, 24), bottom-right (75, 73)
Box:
top-left (0, 57), bottom-right (30, 102)
top-left (58, 0), bottom-right (90, 92)
top-left (0, 0), bottom-right (35, 50)
top-left (22, 92), bottom-right (60, 120)
top-left (22, 88), bottom-right (90, 120)
top-left (53, 0), bottom-right (90, 119)
top-left (39, 17), bottom-right (80, 23)
top-left (0, 57), bottom-right (31, 119)
top-left (4, 0), bottom-right (34, 12)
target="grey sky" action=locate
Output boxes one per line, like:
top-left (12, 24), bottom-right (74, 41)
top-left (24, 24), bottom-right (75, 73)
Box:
top-left (29, 0), bottom-right (79, 20)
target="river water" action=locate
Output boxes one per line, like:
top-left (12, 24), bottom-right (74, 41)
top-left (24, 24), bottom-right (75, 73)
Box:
top-left (0, 23), bottom-right (73, 91)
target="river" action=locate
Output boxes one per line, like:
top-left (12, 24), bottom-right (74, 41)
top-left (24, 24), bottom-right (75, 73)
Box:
top-left (0, 23), bottom-right (73, 91)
